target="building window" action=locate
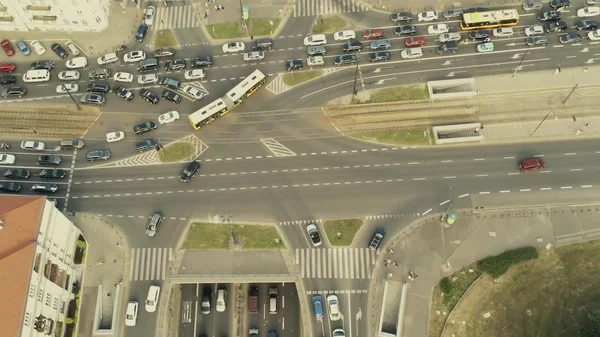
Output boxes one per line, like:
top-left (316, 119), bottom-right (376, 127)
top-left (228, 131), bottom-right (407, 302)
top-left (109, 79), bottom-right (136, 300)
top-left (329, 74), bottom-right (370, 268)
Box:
top-left (95, 16), bottom-right (101, 23)
top-left (60, 301), bottom-right (65, 314)
top-left (24, 313), bottom-right (31, 326)
top-left (45, 293), bottom-right (51, 306)
top-left (29, 284), bottom-right (35, 298)
top-left (37, 290), bottom-right (43, 303)
top-left (82, 20), bottom-right (87, 25)
top-left (52, 297), bottom-right (58, 310)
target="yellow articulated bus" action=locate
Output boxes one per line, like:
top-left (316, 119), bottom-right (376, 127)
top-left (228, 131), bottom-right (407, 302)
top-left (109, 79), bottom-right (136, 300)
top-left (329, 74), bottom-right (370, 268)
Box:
top-left (460, 9), bottom-right (519, 31)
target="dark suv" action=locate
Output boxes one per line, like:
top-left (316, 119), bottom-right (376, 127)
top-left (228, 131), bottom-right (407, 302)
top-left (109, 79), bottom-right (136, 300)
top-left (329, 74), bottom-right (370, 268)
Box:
top-left (285, 59), bottom-right (303, 71)
top-left (549, 0), bottom-right (570, 9)
top-left (333, 54), bottom-right (359, 66)
top-left (538, 11), bottom-right (561, 21)
top-left (135, 139), bottom-right (158, 152)
top-left (86, 149), bottom-right (112, 162)
top-left (87, 82), bottom-right (110, 94)
top-left (368, 227), bottom-right (385, 251)
top-left (4, 169), bottom-right (30, 179)
top-left (0, 182), bottom-right (21, 193)
top-left (1, 86), bottom-right (26, 98)
top-left (342, 40), bottom-right (363, 52)
top-left (468, 30), bottom-right (490, 40)
top-left (30, 60), bottom-right (55, 70)
top-left (133, 121), bottom-right (158, 134)
top-left (436, 41), bottom-right (460, 54)
top-left (179, 161), bottom-right (200, 182)
top-left (545, 20), bottom-right (567, 33)
top-left (0, 75), bottom-right (16, 85)
top-left (140, 89), bottom-right (159, 104)
top-left (190, 56), bottom-right (213, 68)
top-left (38, 155), bottom-right (62, 165)
top-left (160, 77), bottom-right (180, 90)
top-left (393, 25), bottom-right (417, 36)
top-left (164, 58), bottom-right (186, 71)
top-left (162, 90), bottom-right (182, 104)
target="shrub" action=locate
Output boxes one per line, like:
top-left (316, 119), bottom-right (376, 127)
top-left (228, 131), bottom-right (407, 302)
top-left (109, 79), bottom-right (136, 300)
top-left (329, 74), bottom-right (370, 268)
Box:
top-left (439, 277), bottom-right (452, 294)
top-left (477, 246), bottom-right (539, 279)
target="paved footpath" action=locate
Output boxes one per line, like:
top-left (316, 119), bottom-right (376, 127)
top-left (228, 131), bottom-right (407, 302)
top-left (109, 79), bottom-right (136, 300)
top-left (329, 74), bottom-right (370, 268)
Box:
top-left (368, 204), bottom-right (600, 337)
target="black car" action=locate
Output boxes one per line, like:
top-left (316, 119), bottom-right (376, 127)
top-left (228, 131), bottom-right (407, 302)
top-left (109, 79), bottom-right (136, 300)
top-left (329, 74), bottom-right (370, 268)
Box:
top-left (575, 19), bottom-right (598, 31)
top-left (550, 0), bottom-right (570, 9)
top-left (436, 41), bottom-right (460, 54)
top-left (545, 20), bottom-right (567, 33)
top-left (4, 169), bottom-right (30, 179)
top-left (0, 75), bottom-right (16, 85)
top-left (164, 58), bottom-right (186, 71)
top-left (333, 54), bottom-right (359, 66)
top-left (190, 56), bottom-right (213, 68)
top-left (468, 29), bottom-right (490, 40)
top-left (538, 11), bottom-right (561, 21)
top-left (135, 24), bottom-right (148, 42)
top-left (31, 182), bottom-right (58, 194)
top-left (87, 82), bottom-right (110, 94)
top-left (285, 59), bottom-right (303, 71)
top-left (368, 227), bottom-right (385, 251)
top-left (38, 155), bottom-right (62, 165)
top-left (179, 161), bottom-right (200, 182)
top-left (342, 40), bottom-right (363, 52)
top-left (162, 90), bottom-right (182, 104)
top-left (133, 120), bottom-right (158, 134)
top-left (140, 89), bottom-right (159, 104)
top-left (393, 25), bottom-right (417, 36)
top-left (30, 60), bottom-right (55, 70)
top-left (114, 87), bottom-right (134, 101)
top-left (0, 182), bottom-right (21, 193)
top-left (559, 32), bottom-right (583, 44)
top-left (154, 47), bottom-right (176, 58)
top-left (86, 149), bottom-right (112, 162)
top-left (51, 43), bottom-right (68, 59)
top-left (1, 86), bottom-right (26, 98)
top-left (39, 168), bottom-right (66, 179)
top-left (526, 36), bottom-right (549, 46)
top-left (135, 139), bottom-right (158, 152)
top-left (390, 11), bottom-right (412, 22)
top-left (369, 51), bottom-right (391, 62)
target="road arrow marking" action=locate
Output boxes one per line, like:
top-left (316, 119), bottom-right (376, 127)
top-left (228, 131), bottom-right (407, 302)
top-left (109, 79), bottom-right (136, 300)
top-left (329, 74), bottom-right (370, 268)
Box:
top-left (446, 71), bottom-right (467, 77)
top-left (510, 53), bottom-right (522, 59)
top-left (506, 43), bottom-right (516, 47)
top-left (356, 307), bottom-right (362, 321)
top-left (581, 47), bottom-right (590, 52)
top-left (373, 68), bottom-right (382, 73)
top-left (375, 77), bottom-right (397, 85)
top-left (514, 64), bottom-right (535, 71)
top-left (442, 60), bottom-right (453, 65)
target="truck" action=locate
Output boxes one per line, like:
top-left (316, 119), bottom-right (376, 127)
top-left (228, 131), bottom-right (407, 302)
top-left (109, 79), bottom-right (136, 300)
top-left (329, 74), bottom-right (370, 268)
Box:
top-left (248, 286), bottom-right (259, 314)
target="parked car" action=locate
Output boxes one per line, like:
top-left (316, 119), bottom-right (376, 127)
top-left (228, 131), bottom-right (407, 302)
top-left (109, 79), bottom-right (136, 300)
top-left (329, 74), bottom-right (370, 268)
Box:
top-left (0, 63), bottom-right (16, 73)
top-left (80, 93), bottom-right (105, 106)
top-left (97, 52), bottom-right (119, 65)
top-left (575, 19), bottom-right (598, 30)
top-left (285, 59), bottom-right (303, 71)
top-left (65, 56), bottom-right (87, 69)
top-left (125, 302), bottom-right (138, 327)
top-left (306, 56), bottom-right (324, 66)
top-left (390, 12), bottom-right (413, 22)
top-left (30, 60), bottom-right (55, 71)
top-left (1, 86), bottom-right (26, 98)
top-left (145, 285), bottom-right (161, 313)
top-left (50, 43), bottom-right (68, 59)
top-left (222, 42), bottom-right (245, 53)
top-left (559, 32), bottom-right (583, 43)
top-left (135, 24), bottom-right (148, 42)
top-left (144, 6), bottom-right (156, 25)
top-left (181, 84), bottom-right (205, 100)
top-left (15, 39), bottom-right (31, 56)
top-left (0, 75), bottom-right (16, 85)
top-left (162, 90), bottom-right (182, 103)
top-left (327, 294), bottom-right (341, 321)
top-left (1, 39), bottom-right (15, 57)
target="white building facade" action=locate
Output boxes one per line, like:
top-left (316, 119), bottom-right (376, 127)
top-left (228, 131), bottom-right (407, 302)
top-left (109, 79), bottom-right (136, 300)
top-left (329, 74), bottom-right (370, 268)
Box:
top-left (0, 0), bottom-right (111, 32)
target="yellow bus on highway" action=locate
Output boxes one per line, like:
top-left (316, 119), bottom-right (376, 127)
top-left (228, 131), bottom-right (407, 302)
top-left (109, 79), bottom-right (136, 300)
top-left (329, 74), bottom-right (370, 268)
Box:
top-left (460, 9), bottom-right (519, 31)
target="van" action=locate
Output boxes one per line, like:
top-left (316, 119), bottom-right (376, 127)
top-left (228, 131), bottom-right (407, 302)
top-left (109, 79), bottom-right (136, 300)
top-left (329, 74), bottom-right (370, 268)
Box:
top-left (252, 38), bottom-right (273, 51)
top-left (145, 285), bottom-right (161, 313)
top-left (138, 58), bottom-right (158, 73)
top-left (23, 69), bottom-right (50, 83)
top-left (268, 287), bottom-right (278, 314)
top-left (248, 286), bottom-right (259, 314)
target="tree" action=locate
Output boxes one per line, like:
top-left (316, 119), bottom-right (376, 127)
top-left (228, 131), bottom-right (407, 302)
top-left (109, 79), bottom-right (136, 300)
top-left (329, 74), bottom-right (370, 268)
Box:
top-left (577, 310), bottom-right (600, 337)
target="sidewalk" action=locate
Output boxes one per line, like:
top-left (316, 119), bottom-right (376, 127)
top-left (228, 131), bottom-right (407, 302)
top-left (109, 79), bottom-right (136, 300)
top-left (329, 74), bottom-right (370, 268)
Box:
top-left (370, 204), bottom-right (600, 337)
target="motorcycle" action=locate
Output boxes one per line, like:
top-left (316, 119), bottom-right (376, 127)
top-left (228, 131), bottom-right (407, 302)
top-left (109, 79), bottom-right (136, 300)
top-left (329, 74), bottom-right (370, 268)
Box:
top-left (0, 143), bottom-right (10, 150)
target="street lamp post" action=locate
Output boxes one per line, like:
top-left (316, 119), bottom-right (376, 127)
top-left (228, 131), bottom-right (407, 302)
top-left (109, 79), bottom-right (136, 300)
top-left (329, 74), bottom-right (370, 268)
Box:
top-left (512, 52), bottom-right (529, 78)
top-left (352, 53), bottom-right (360, 98)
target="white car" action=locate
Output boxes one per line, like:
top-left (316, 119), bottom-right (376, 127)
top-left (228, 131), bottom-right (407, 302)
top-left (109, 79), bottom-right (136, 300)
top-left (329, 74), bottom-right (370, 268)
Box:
top-left (181, 84), bottom-right (205, 100)
top-left (113, 72), bottom-right (134, 83)
top-left (307, 56), bottom-right (324, 66)
top-left (418, 10), bottom-right (438, 22)
top-left (306, 224), bottom-right (322, 246)
top-left (138, 74), bottom-right (159, 85)
top-left (97, 52), bottom-right (119, 65)
top-left (158, 110), bottom-right (180, 124)
top-left (145, 285), bottom-right (160, 313)
top-left (56, 83), bottom-right (79, 93)
top-left (30, 40), bottom-right (46, 55)
top-left (216, 289), bottom-right (226, 312)
top-left (65, 40), bottom-right (80, 56)
top-left (332, 329), bottom-right (346, 337)
top-left (144, 6), bottom-right (156, 25)
top-left (428, 24), bottom-right (449, 35)
top-left (333, 30), bottom-right (356, 41)
top-left (66, 57), bottom-right (88, 69)
top-left (243, 51), bottom-right (265, 62)
top-left (184, 69), bottom-right (206, 80)
top-left (327, 294), bottom-right (341, 321)
top-left (0, 153), bottom-right (16, 165)
top-left (588, 28), bottom-right (600, 40)
top-left (400, 48), bottom-right (423, 59)
top-left (125, 301), bottom-right (138, 327)
top-left (303, 34), bottom-right (327, 46)
top-left (222, 42), bottom-right (245, 53)
top-left (577, 6), bottom-right (600, 17)
top-left (58, 70), bottom-right (80, 81)
top-left (21, 140), bottom-right (45, 151)
top-left (124, 51), bottom-right (146, 63)
top-left (525, 25), bottom-right (544, 36)
top-left (493, 27), bottom-right (514, 37)
top-left (439, 32), bottom-right (461, 42)
top-left (106, 131), bottom-right (125, 143)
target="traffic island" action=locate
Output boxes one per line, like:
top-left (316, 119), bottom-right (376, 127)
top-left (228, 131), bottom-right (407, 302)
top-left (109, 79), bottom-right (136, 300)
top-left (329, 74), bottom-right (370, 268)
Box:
top-left (351, 130), bottom-right (432, 146)
top-left (359, 84), bottom-right (429, 104)
top-left (250, 18), bottom-right (281, 36)
top-left (158, 143), bottom-right (195, 163)
top-left (323, 218), bottom-right (364, 246)
top-left (206, 22), bottom-right (246, 39)
top-left (282, 70), bottom-right (323, 87)
top-left (183, 222), bottom-right (285, 249)
top-left (154, 28), bottom-right (179, 48)
top-left (311, 15), bottom-right (347, 33)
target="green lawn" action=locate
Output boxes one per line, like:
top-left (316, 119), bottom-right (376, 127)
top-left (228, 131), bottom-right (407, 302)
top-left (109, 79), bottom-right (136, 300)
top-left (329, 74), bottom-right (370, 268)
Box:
top-left (158, 143), bottom-right (195, 162)
top-left (361, 85), bottom-right (429, 103)
top-left (183, 223), bottom-right (230, 249)
top-left (312, 15), bottom-right (347, 34)
top-left (250, 18), bottom-right (281, 36)
top-left (352, 130), bottom-right (432, 146)
top-left (182, 223), bottom-right (284, 249)
top-left (207, 22), bottom-right (246, 39)
top-left (282, 70), bottom-right (323, 87)
top-left (231, 224), bottom-right (284, 249)
top-left (323, 219), bottom-right (364, 246)
top-left (154, 29), bottom-right (178, 48)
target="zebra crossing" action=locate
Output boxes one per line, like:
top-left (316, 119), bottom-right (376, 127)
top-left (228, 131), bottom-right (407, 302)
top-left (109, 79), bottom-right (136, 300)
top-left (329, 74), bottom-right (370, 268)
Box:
top-left (154, 5), bottom-right (200, 30)
top-left (129, 247), bottom-right (173, 282)
top-left (296, 248), bottom-right (377, 279)
top-left (294, 0), bottom-right (367, 17)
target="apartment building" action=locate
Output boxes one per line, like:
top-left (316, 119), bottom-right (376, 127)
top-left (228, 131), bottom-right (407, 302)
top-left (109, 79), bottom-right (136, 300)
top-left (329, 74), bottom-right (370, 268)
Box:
top-left (0, 195), bottom-right (86, 337)
top-left (0, 0), bottom-right (111, 32)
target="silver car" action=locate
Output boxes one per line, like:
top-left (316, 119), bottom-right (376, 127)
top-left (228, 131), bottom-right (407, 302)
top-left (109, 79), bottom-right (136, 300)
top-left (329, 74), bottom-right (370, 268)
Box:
top-left (443, 8), bottom-right (464, 19)
top-left (523, 0), bottom-right (543, 10)
top-left (146, 212), bottom-right (163, 237)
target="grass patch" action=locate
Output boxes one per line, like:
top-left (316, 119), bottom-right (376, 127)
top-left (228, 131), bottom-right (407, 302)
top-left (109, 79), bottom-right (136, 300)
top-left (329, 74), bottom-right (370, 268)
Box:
top-left (158, 143), bottom-right (195, 162)
top-left (323, 219), bottom-right (363, 246)
top-left (154, 28), bottom-right (178, 48)
top-left (312, 15), bottom-right (347, 34)
top-left (183, 223), bottom-right (230, 249)
top-left (440, 240), bottom-right (600, 337)
top-left (351, 130), bottom-right (431, 146)
top-left (477, 246), bottom-right (538, 279)
top-left (361, 85), bottom-right (429, 104)
top-left (282, 70), bottom-right (323, 87)
top-left (231, 224), bottom-right (284, 249)
top-left (250, 18), bottom-right (281, 36)
top-left (206, 22), bottom-right (245, 39)
top-left (183, 223), bottom-right (284, 249)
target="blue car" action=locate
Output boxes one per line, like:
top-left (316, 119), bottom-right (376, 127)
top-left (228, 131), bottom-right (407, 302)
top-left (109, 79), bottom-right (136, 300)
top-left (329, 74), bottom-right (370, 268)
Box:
top-left (135, 24), bottom-right (148, 42)
top-left (15, 39), bottom-right (31, 56)
top-left (312, 295), bottom-right (323, 318)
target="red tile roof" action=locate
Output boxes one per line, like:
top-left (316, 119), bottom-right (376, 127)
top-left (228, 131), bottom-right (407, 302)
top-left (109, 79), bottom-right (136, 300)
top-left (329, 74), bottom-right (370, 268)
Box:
top-left (0, 195), bottom-right (45, 337)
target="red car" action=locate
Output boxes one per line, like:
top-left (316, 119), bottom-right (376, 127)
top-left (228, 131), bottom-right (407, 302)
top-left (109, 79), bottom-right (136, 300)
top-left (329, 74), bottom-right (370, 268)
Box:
top-left (363, 29), bottom-right (384, 40)
top-left (405, 36), bottom-right (426, 48)
top-left (0, 62), bottom-right (16, 73)
top-left (1, 39), bottom-right (15, 57)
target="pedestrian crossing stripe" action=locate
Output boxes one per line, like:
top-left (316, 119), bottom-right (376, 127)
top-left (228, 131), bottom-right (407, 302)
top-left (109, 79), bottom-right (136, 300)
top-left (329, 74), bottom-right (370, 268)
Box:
top-left (261, 138), bottom-right (297, 157)
top-left (279, 219), bottom-right (323, 226)
top-left (305, 289), bottom-right (368, 295)
top-left (154, 5), bottom-right (200, 30)
top-left (296, 248), bottom-right (377, 279)
top-left (294, 0), bottom-right (366, 17)
top-left (129, 247), bottom-right (173, 281)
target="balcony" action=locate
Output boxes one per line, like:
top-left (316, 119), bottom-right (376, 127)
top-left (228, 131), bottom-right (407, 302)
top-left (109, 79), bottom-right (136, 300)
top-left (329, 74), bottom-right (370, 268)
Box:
top-left (26, 5), bottom-right (51, 11)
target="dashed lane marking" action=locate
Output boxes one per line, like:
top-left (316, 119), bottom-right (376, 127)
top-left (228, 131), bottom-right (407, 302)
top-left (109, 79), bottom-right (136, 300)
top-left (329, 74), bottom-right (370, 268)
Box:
top-left (260, 138), bottom-right (297, 157)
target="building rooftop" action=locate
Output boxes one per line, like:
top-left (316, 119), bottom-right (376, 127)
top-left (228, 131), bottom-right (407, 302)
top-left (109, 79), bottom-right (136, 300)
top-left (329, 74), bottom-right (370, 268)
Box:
top-left (0, 195), bottom-right (45, 337)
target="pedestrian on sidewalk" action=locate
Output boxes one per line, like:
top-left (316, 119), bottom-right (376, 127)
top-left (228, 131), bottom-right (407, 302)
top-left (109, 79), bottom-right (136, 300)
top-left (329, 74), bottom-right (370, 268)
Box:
top-left (215, 5), bottom-right (219, 10)
top-left (204, 12), bottom-right (208, 19)
top-left (220, 5), bottom-right (224, 10)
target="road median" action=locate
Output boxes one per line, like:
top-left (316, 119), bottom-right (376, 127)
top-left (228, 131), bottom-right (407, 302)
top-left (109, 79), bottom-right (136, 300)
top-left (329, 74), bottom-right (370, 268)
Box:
top-left (323, 218), bottom-right (364, 246)
top-left (182, 222), bottom-right (285, 250)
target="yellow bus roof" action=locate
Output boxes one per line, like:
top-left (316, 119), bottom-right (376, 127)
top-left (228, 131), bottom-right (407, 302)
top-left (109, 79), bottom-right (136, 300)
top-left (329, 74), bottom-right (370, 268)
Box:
top-left (462, 9), bottom-right (519, 24)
